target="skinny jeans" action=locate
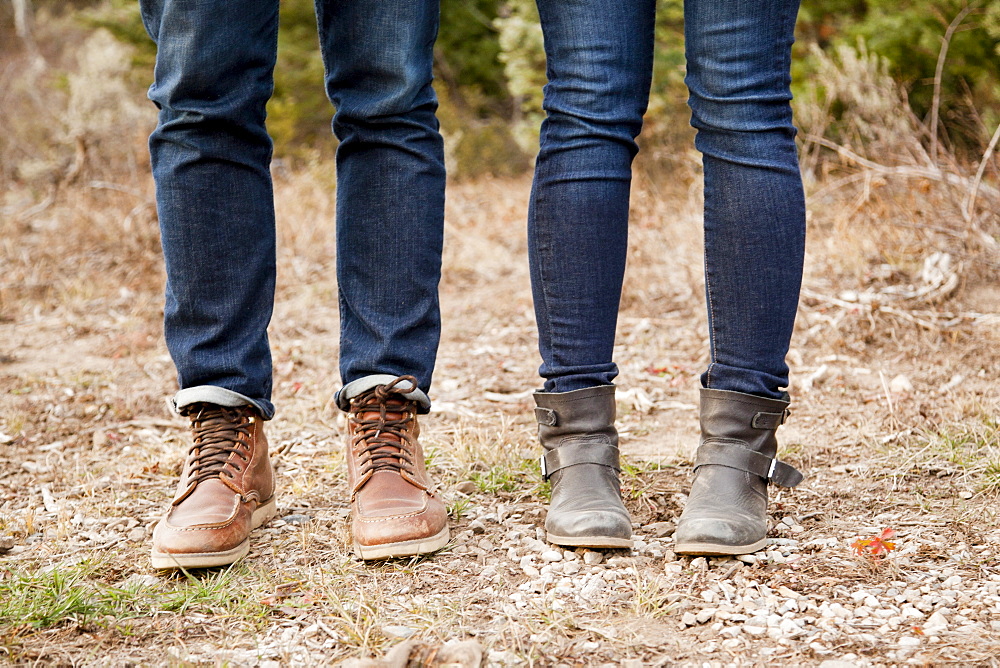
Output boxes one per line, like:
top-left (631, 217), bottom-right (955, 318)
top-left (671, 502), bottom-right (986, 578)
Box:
top-left (530, 0), bottom-right (806, 399)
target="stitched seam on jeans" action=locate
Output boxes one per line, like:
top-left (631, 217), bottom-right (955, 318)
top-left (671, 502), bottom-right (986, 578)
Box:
top-left (532, 186), bottom-right (557, 387)
top-left (704, 240), bottom-right (717, 387)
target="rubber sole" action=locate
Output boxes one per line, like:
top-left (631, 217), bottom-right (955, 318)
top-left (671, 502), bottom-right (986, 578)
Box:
top-left (546, 532), bottom-right (634, 549)
top-left (673, 537), bottom-right (767, 556)
top-left (150, 496), bottom-right (278, 569)
top-left (354, 526), bottom-right (451, 560)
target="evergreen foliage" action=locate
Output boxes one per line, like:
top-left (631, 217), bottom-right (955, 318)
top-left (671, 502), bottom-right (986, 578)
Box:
top-left (23, 0), bottom-right (999, 173)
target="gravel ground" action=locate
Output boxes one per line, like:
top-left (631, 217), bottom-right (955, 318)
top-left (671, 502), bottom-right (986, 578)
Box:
top-left (2, 173), bottom-right (1000, 666)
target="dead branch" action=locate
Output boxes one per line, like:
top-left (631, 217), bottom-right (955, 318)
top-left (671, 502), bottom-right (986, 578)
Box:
top-left (929, 3), bottom-right (977, 166)
top-left (804, 135), bottom-right (1000, 202)
top-left (965, 121), bottom-right (1000, 220)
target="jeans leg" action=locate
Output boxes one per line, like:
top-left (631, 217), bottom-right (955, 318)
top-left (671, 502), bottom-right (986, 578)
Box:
top-left (141, 0), bottom-right (279, 417)
top-left (315, 0), bottom-right (445, 403)
top-left (529, 0), bottom-right (656, 393)
top-left (685, 0), bottom-right (806, 399)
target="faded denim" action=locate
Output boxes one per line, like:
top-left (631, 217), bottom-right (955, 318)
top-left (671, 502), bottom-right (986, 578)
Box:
top-left (529, 0), bottom-right (806, 399)
top-left (140, 0), bottom-right (445, 418)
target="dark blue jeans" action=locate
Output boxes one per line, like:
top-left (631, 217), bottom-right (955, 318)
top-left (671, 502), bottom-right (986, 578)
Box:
top-left (140, 0), bottom-right (444, 418)
top-left (530, 0), bottom-right (806, 400)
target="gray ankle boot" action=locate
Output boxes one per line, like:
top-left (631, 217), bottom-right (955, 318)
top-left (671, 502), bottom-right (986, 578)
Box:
top-left (674, 388), bottom-right (804, 555)
top-left (534, 385), bottom-right (633, 548)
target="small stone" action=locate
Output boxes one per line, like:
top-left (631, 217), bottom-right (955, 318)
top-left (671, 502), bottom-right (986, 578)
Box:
top-left (689, 557), bottom-right (708, 571)
top-left (898, 636), bottom-right (921, 647)
top-left (662, 550), bottom-right (677, 562)
top-left (780, 618), bottom-right (803, 638)
top-left (942, 575), bottom-right (962, 588)
top-left (382, 625), bottom-right (416, 639)
top-left (282, 514), bottom-right (312, 525)
top-left (736, 554), bottom-right (757, 565)
top-left (818, 662), bottom-right (859, 668)
top-left (563, 561), bottom-right (581, 575)
top-left (682, 612), bottom-right (698, 627)
top-left (583, 551), bottom-right (604, 565)
top-left (923, 611), bottom-right (948, 634)
top-left (643, 521), bottom-right (675, 538)
top-left (541, 550), bottom-right (563, 563)
top-left (696, 608), bottom-right (716, 624)
top-left (469, 520), bottom-right (487, 535)
top-left (889, 374), bottom-right (913, 394)
top-left (959, 490), bottom-right (973, 500)
top-left (456, 481), bottom-right (478, 495)
top-left (0, 536), bottom-right (17, 554)
top-left (122, 573), bottom-right (160, 589)
top-left (743, 625), bottom-right (767, 636)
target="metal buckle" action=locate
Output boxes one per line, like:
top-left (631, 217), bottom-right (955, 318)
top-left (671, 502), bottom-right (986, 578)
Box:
top-left (767, 458), bottom-right (777, 481)
top-left (540, 455), bottom-right (548, 480)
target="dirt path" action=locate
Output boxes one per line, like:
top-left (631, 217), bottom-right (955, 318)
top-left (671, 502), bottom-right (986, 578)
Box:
top-left (2, 174), bottom-right (999, 666)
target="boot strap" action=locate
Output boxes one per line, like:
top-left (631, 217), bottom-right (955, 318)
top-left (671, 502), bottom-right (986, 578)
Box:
top-left (541, 441), bottom-right (620, 481)
top-left (694, 440), bottom-right (803, 488)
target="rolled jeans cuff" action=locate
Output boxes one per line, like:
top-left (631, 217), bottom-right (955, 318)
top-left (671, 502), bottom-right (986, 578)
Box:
top-left (336, 374), bottom-right (432, 413)
top-left (172, 386), bottom-right (275, 420)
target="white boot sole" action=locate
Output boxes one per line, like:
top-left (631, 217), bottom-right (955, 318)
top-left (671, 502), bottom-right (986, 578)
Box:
top-left (354, 526), bottom-right (450, 560)
top-left (674, 537), bottom-right (767, 556)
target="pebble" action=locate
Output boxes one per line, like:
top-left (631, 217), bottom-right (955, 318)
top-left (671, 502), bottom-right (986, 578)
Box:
top-left (541, 550), bottom-right (563, 563)
top-left (682, 612), bottom-right (698, 627)
top-left (736, 554), bottom-right (758, 565)
top-left (582, 551), bottom-right (604, 565)
top-left (381, 625), bottom-right (415, 639)
top-left (469, 520), bottom-right (487, 534)
top-left (455, 481), bottom-right (478, 495)
top-left (282, 514), bottom-right (312, 525)
top-left (643, 521), bottom-right (674, 538)
top-left (923, 610), bottom-right (949, 634)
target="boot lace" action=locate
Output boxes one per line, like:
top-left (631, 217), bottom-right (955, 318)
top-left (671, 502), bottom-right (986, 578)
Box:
top-left (182, 404), bottom-right (253, 487)
top-left (349, 376), bottom-right (420, 482)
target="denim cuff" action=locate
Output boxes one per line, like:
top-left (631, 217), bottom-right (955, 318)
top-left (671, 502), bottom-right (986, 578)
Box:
top-left (336, 374), bottom-right (432, 413)
top-left (172, 386), bottom-right (275, 420)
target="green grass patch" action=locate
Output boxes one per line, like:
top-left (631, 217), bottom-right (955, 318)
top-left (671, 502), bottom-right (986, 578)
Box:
top-left (0, 558), bottom-right (272, 630)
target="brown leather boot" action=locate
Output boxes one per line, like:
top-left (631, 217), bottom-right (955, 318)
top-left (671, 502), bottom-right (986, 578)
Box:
top-left (151, 403), bottom-right (277, 568)
top-left (346, 376), bottom-right (449, 560)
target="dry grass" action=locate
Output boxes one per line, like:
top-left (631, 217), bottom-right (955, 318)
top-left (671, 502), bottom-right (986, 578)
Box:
top-left (2, 22), bottom-right (1000, 668)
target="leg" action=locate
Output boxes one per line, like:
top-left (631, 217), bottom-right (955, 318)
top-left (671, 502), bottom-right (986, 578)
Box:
top-left (142, 0), bottom-right (279, 419)
top-left (315, 0), bottom-right (449, 559)
top-left (687, 0), bottom-right (806, 399)
top-left (316, 0), bottom-right (446, 412)
top-left (529, 0), bottom-right (656, 549)
top-left (675, 0), bottom-right (807, 556)
top-left (529, 0), bottom-right (656, 393)
top-left (141, 0), bottom-right (279, 568)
